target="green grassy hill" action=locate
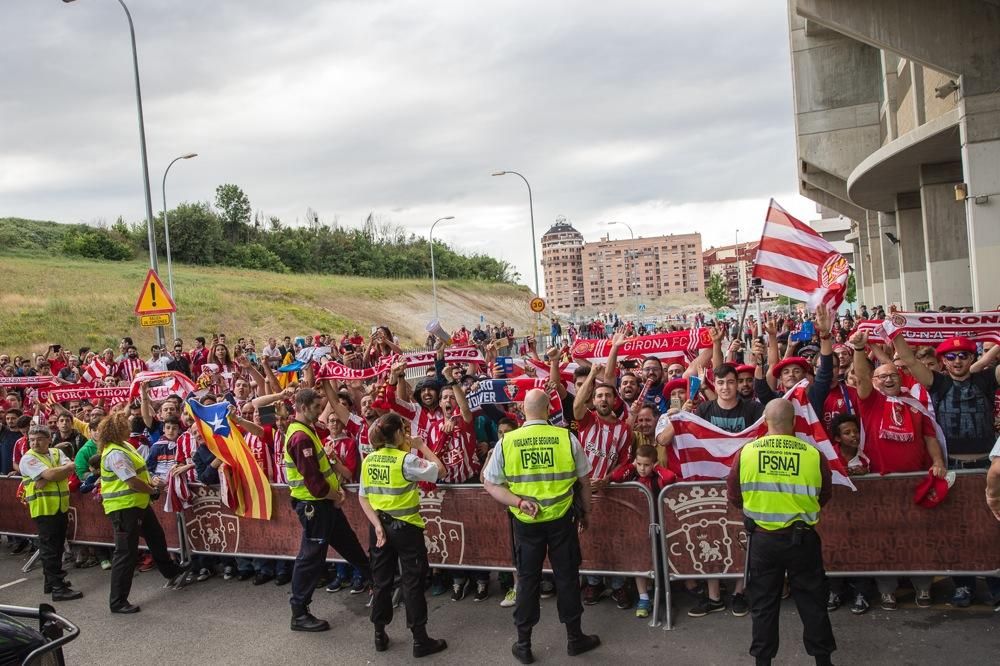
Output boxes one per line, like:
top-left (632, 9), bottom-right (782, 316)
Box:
top-left (0, 253), bottom-right (536, 355)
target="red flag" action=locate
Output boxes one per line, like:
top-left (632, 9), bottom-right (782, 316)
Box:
top-left (82, 358), bottom-right (110, 385)
top-left (753, 199), bottom-right (850, 310)
top-left (669, 381), bottom-right (855, 489)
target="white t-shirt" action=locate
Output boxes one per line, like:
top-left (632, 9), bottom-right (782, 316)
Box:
top-left (146, 356), bottom-right (170, 373)
top-left (19, 448), bottom-right (66, 480)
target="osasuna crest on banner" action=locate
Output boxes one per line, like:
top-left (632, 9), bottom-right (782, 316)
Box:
top-left (419, 489), bottom-right (465, 565)
top-left (663, 485), bottom-right (746, 576)
top-left (184, 485), bottom-right (240, 553)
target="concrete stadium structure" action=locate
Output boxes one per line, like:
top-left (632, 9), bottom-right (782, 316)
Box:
top-left (786, 0), bottom-right (1000, 311)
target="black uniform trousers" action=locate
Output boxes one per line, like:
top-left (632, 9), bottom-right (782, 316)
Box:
top-left (34, 512), bottom-right (69, 593)
top-left (369, 515), bottom-right (429, 630)
top-left (108, 505), bottom-right (180, 610)
top-left (289, 499), bottom-right (370, 614)
top-left (746, 527), bottom-right (836, 660)
top-left (512, 512), bottom-right (583, 632)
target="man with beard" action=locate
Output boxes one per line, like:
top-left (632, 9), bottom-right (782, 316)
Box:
top-left (386, 360), bottom-right (445, 442)
top-left (574, 364), bottom-right (632, 608)
top-left (736, 365), bottom-right (757, 402)
top-left (893, 334), bottom-right (1000, 608)
top-left (755, 307), bottom-right (835, 417)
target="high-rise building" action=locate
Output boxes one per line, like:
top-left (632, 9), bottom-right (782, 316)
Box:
top-left (540, 217), bottom-right (585, 311)
top-left (541, 219), bottom-right (703, 311)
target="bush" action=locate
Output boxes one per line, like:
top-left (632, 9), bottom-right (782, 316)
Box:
top-left (61, 229), bottom-right (134, 261)
top-left (223, 243), bottom-right (289, 273)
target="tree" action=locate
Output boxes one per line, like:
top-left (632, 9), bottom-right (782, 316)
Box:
top-left (214, 184), bottom-right (252, 243)
top-left (154, 202), bottom-right (224, 264)
top-left (845, 272), bottom-right (857, 305)
top-left (706, 272), bottom-right (729, 309)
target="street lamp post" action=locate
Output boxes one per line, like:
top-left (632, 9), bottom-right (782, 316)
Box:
top-left (429, 216), bottom-right (455, 320)
top-left (735, 228), bottom-right (741, 304)
top-left (64, 0), bottom-right (164, 345)
top-left (162, 153), bottom-right (198, 341)
top-left (492, 170), bottom-right (542, 345)
top-left (607, 221), bottom-right (640, 324)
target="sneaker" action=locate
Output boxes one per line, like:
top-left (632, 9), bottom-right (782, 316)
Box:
top-left (916, 590), bottom-right (932, 608)
top-left (582, 584), bottom-right (601, 606)
top-left (850, 593), bottom-right (870, 615)
top-left (950, 585), bottom-right (972, 608)
top-left (611, 587), bottom-right (631, 610)
top-left (100, 559), bottom-right (112, 570)
top-left (325, 576), bottom-right (346, 593)
top-left (430, 574), bottom-right (448, 597)
top-left (451, 579), bottom-right (469, 602)
top-left (687, 596), bottom-right (725, 617)
top-left (827, 591), bottom-right (842, 612)
top-left (880, 593), bottom-right (897, 611)
top-left (473, 580), bottom-right (489, 602)
top-left (223, 565), bottom-right (236, 581)
top-left (275, 573), bottom-right (291, 586)
top-left (731, 593), bottom-right (749, 617)
top-left (79, 557), bottom-right (100, 569)
top-left (500, 588), bottom-right (517, 608)
top-left (635, 598), bottom-right (652, 618)
top-left (196, 568), bottom-right (214, 582)
top-left (350, 576), bottom-right (368, 595)
top-left (540, 579), bottom-right (555, 599)
top-left (138, 554), bottom-right (155, 572)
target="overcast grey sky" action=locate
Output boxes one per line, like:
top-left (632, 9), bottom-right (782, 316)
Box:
top-left (1, 0), bottom-right (819, 291)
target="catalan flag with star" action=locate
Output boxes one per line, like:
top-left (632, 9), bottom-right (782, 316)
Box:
top-left (185, 398), bottom-right (273, 519)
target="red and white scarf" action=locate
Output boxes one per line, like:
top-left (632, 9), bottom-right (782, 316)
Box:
top-left (856, 311), bottom-right (1000, 345)
top-left (0, 376), bottom-right (56, 387)
top-left (82, 358), bottom-right (111, 385)
top-left (316, 346), bottom-right (486, 381)
top-left (127, 371), bottom-right (198, 402)
top-left (569, 329), bottom-right (712, 363)
top-left (37, 385), bottom-right (131, 406)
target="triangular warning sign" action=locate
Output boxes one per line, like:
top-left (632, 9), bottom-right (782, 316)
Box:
top-left (134, 269), bottom-right (177, 315)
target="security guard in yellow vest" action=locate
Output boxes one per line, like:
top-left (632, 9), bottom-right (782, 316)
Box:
top-left (97, 412), bottom-right (184, 614)
top-left (18, 424), bottom-right (82, 601)
top-left (359, 412), bottom-right (447, 658)
top-left (284, 388), bottom-right (370, 633)
top-left (728, 399), bottom-right (836, 666)
top-left (483, 388), bottom-right (600, 665)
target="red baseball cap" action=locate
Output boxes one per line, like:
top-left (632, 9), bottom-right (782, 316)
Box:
top-left (770, 357), bottom-right (813, 379)
top-left (913, 470), bottom-right (955, 509)
top-left (935, 336), bottom-right (977, 357)
top-left (663, 378), bottom-right (687, 396)
top-left (735, 364), bottom-right (756, 375)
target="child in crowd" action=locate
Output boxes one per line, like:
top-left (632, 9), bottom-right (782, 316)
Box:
top-left (146, 416), bottom-right (181, 482)
top-left (78, 454), bottom-right (102, 494)
top-left (830, 413), bottom-right (869, 475)
top-left (609, 444), bottom-right (677, 618)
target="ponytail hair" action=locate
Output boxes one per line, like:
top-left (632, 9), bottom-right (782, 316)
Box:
top-left (368, 413), bottom-right (406, 450)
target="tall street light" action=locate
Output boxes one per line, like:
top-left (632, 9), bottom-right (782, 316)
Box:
top-left (492, 170), bottom-right (541, 343)
top-left (64, 0), bottom-right (163, 345)
top-left (607, 220), bottom-right (640, 323)
top-left (162, 152), bottom-right (198, 341)
top-left (429, 216), bottom-right (455, 320)
top-left (734, 228), bottom-right (742, 304)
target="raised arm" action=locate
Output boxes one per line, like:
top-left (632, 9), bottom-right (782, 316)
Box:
top-left (849, 330), bottom-right (874, 400)
top-left (892, 335), bottom-right (933, 387)
top-left (140, 381), bottom-right (155, 428)
top-left (573, 363), bottom-right (602, 422)
top-left (318, 380), bottom-right (351, 426)
top-left (443, 366), bottom-right (473, 424)
top-left (604, 331), bottom-right (628, 386)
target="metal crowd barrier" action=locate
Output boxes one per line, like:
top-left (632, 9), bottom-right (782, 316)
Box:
top-left (656, 469), bottom-right (1000, 630)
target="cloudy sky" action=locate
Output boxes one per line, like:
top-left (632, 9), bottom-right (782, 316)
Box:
top-left (1, 0), bottom-right (819, 292)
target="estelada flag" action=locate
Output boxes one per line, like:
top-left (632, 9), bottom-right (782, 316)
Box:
top-left (753, 199), bottom-right (850, 310)
top-left (185, 398), bottom-right (273, 519)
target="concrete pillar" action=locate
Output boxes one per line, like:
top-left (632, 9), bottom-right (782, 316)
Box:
top-left (855, 217), bottom-right (875, 309)
top-left (894, 192), bottom-right (929, 309)
top-left (877, 211), bottom-right (902, 306)
top-left (919, 162), bottom-right (973, 309)
top-left (865, 212), bottom-right (885, 306)
top-left (960, 91), bottom-right (1000, 310)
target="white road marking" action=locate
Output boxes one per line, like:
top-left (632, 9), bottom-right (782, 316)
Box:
top-left (0, 577), bottom-right (28, 590)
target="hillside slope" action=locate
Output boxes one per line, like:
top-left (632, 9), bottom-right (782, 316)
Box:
top-left (0, 254), bottom-right (536, 355)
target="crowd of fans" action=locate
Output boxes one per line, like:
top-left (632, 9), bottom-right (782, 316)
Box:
top-left (2, 304), bottom-right (999, 619)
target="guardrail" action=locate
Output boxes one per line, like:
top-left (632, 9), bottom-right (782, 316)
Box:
top-left (656, 470), bottom-right (1000, 629)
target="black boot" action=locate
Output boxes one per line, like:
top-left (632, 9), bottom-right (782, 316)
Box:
top-left (566, 619), bottom-right (600, 657)
top-left (290, 606), bottom-right (330, 632)
top-left (374, 623), bottom-right (389, 652)
top-left (52, 587), bottom-right (83, 602)
top-left (815, 656), bottom-right (834, 666)
top-left (512, 626), bottom-right (534, 663)
top-left (412, 624), bottom-right (447, 658)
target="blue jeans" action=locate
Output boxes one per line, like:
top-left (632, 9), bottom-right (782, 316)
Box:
top-left (255, 558), bottom-right (291, 577)
top-left (585, 575), bottom-right (624, 590)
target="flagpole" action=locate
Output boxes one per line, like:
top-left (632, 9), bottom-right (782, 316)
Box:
top-left (736, 281), bottom-right (754, 346)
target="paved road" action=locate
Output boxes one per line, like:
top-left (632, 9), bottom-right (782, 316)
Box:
top-left (0, 554), bottom-right (995, 665)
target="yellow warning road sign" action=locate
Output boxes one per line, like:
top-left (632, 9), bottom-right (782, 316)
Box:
top-left (140, 314), bottom-right (172, 327)
top-left (134, 269), bottom-right (177, 315)
top-left (529, 297), bottom-right (546, 313)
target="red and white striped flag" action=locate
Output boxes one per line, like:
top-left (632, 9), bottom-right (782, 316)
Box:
top-left (163, 473), bottom-right (192, 513)
top-left (669, 380), bottom-right (856, 489)
top-left (753, 199), bottom-right (850, 310)
top-left (82, 358), bottom-right (110, 385)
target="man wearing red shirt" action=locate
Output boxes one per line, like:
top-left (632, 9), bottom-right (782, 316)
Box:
top-left (573, 363), bottom-right (631, 607)
top-left (851, 330), bottom-right (944, 610)
top-left (114, 346), bottom-right (147, 383)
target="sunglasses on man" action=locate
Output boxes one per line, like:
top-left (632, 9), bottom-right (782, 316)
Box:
top-left (943, 352), bottom-right (972, 361)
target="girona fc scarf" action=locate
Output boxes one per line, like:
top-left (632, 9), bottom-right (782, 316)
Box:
top-left (36, 385), bottom-right (131, 406)
top-left (316, 346), bottom-right (486, 381)
top-left (857, 311), bottom-right (1000, 345)
top-left (128, 371), bottom-right (198, 402)
top-left (569, 329), bottom-right (712, 363)
top-left (0, 376), bottom-right (56, 387)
